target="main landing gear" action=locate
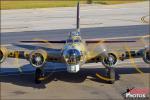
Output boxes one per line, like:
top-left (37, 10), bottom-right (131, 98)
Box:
top-left (35, 68), bottom-right (45, 84)
top-left (102, 53), bottom-right (117, 84)
top-left (106, 67), bottom-right (116, 84)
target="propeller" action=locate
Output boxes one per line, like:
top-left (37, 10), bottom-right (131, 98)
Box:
top-left (0, 47), bottom-right (8, 63)
top-left (87, 39), bottom-right (118, 67)
top-left (86, 39), bottom-right (108, 61)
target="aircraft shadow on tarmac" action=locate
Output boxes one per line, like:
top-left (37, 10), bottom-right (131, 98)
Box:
top-left (0, 63), bottom-right (150, 89)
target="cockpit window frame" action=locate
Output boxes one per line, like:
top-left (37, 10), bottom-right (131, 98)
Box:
top-left (66, 36), bottom-right (82, 44)
top-left (66, 39), bottom-right (73, 44)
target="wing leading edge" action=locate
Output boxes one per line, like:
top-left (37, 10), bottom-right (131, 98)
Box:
top-left (20, 40), bottom-right (136, 44)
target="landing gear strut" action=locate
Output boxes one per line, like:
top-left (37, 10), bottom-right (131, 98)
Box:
top-left (106, 67), bottom-right (116, 84)
top-left (102, 53), bottom-right (117, 84)
top-left (35, 68), bottom-right (44, 84)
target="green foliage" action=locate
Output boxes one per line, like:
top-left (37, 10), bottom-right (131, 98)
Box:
top-left (0, 0), bottom-right (147, 10)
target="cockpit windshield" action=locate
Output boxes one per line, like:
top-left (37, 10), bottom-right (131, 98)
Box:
top-left (66, 32), bottom-right (82, 44)
top-left (74, 39), bottom-right (81, 42)
top-left (67, 38), bottom-right (81, 44)
top-left (67, 39), bottom-right (73, 43)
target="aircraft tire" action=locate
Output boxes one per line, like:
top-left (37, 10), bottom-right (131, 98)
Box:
top-left (35, 68), bottom-right (42, 84)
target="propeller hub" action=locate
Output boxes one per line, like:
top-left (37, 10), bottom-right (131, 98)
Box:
top-left (102, 53), bottom-right (117, 67)
top-left (35, 56), bottom-right (42, 62)
top-left (108, 56), bottom-right (114, 62)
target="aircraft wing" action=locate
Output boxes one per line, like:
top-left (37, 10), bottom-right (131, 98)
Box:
top-left (20, 35), bottom-right (149, 48)
top-left (85, 35), bottom-right (149, 51)
top-left (84, 35), bottom-right (149, 64)
top-left (20, 40), bottom-right (66, 43)
top-left (0, 47), bottom-right (65, 67)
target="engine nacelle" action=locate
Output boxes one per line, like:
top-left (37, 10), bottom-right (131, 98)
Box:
top-left (0, 47), bottom-right (8, 63)
top-left (29, 49), bottom-right (48, 68)
top-left (142, 47), bottom-right (150, 64)
top-left (102, 53), bottom-right (117, 67)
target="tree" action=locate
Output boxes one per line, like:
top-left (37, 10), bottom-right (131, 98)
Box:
top-left (87, 0), bottom-right (92, 4)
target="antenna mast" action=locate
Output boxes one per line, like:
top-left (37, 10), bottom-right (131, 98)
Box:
top-left (76, 1), bottom-right (80, 33)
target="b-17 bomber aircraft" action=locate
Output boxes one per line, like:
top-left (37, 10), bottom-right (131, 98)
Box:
top-left (0, 2), bottom-right (150, 84)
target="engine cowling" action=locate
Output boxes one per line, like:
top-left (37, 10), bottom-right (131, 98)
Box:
top-left (102, 53), bottom-right (117, 67)
top-left (142, 47), bottom-right (150, 64)
top-left (29, 49), bottom-right (48, 68)
top-left (0, 47), bottom-right (8, 63)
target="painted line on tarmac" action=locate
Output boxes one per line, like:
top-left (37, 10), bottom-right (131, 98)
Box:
top-left (1, 44), bottom-right (12, 47)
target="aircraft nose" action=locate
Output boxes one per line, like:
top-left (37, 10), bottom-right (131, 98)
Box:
top-left (63, 49), bottom-right (81, 65)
